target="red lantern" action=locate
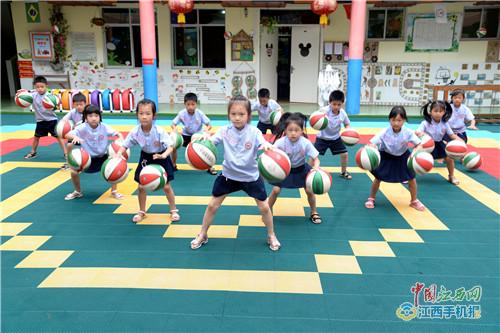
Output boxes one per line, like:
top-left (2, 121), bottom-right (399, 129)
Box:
top-left (168, 0), bottom-right (194, 24)
top-left (311, 0), bottom-right (338, 26)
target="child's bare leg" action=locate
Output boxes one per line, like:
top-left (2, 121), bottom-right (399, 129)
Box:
top-left (256, 198), bottom-right (276, 238)
top-left (70, 170), bottom-right (81, 192)
top-left (163, 183), bottom-right (177, 212)
top-left (446, 157), bottom-right (455, 177)
top-left (305, 188), bottom-right (317, 214)
top-left (196, 195), bottom-right (226, 239)
top-left (172, 149), bottom-right (178, 166)
top-left (267, 186), bottom-right (281, 211)
top-left (408, 178), bottom-right (418, 202)
top-left (369, 179), bottom-right (381, 199)
top-left (340, 152), bottom-right (348, 173)
top-left (57, 137), bottom-right (67, 156)
top-left (138, 186), bottom-right (147, 212)
top-left (31, 136), bottom-right (40, 153)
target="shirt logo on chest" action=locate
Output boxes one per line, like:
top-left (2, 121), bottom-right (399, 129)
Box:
top-left (244, 142), bottom-right (252, 150)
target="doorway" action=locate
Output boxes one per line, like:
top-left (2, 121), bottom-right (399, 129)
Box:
top-left (277, 27), bottom-right (291, 101)
top-left (1, 1), bottom-right (19, 99)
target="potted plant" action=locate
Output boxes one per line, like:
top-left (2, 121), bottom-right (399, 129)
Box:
top-left (260, 16), bottom-right (278, 34)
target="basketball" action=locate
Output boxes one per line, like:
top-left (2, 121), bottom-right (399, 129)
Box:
top-left (355, 146), bottom-right (381, 171)
top-left (170, 131), bottom-right (184, 150)
top-left (67, 148), bottom-right (92, 172)
top-left (42, 94), bottom-right (59, 110)
top-left (309, 111), bottom-right (329, 130)
top-left (185, 139), bottom-right (217, 170)
top-left (445, 140), bottom-right (467, 160)
top-left (15, 91), bottom-right (33, 108)
top-left (305, 168), bottom-right (332, 194)
top-left (417, 133), bottom-right (435, 153)
top-left (139, 164), bottom-right (167, 191)
top-left (191, 132), bottom-right (205, 142)
top-left (257, 148), bottom-right (291, 182)
top-left (269, 110), bottom-right (282, 126)
top-left (101, 157), bottom-right (129, 184)
top-left (107, 140), bottom-right (131, 160)
top-left (407, 151), bottom-right (434, 175)
top-left (55, 119), bottom-right (74, 139)
top-left (462, 151), bottom-right (482, 170)
top-left (341, 129), bottom-right (360, 146)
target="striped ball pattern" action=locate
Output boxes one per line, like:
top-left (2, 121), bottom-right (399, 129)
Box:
top-left (258, 148), bottom-right (291, 182)
top-left (191, 132), bottom-right (205, 142)
top-left (340, 129), bottom-right (360, 146)
top-left (101, 157), bottom-right (129, 184)
top-left (42, 94), bottom-right (59, 110)
top-left (170, 131), bottom-right (184, 150)
top-left (15, 91), bottom-right (33, 108)
top-left (445, 140), bottom-right (467, 160)
top-left (269, 110), bottom-right (282, 126)
top-left (108, 140), bottom-right (130, 160)
top-left (355, 146), bottom-right (381, 171)
top-left (407, 151), bottom-right (434, 175)
top-left (56, 119), bottom-right (74, 139)
top-left (305, 168), bottom-right (332, 195)
top-left (309, 111), bottom-right (329, 130)
top-left (462, 152), bottom-right (482, 170)
top-left (185, 139), bottom-right (217, 170)
top-left (417, 133), bottom-right (435, 153)
top-left (67, 148), bottom-right (91, 172)
top-left (139, 164), bottom-right (167, 191)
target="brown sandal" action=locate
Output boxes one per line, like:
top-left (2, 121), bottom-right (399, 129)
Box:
top-left (310, 213), bottom-right (322, 224)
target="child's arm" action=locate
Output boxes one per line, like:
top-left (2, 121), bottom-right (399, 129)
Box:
top-left (200, 111), bottom-right (212, 133)
top-left (153, 127), bottom-right (174, 159)
top-left (66, 131), bottom-right (83, 144)
top-left (153, 146), bottom-right (173, 160)
top-left (311, 156), bottom-right (320, 169)
top-left (464, 106), bottom-right (478, 130)
top-left (343, 111), bottom-right (351, 129)
top-left (444, 123), bottom-right (463, 142)
top-left (171, 112), bottom-right (182, 131)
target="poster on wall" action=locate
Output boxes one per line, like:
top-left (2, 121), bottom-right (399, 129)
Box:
top-left (405, 13), bottom-right (462, 52)
top-left (71, 32), bottom-right (97, 61)
top-left (30, 32), bottom-right (53, 60)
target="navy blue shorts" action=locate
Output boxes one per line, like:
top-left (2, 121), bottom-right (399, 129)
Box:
top-left (444, 132), bottom-right (468, 143)
top-left (85, 154), bottom-right (108, 174)
top-left (257, 121), bottom-right (275, 135)
top-left (212, 174), bottom-right (267, 201)
top-left (134, 150), bottom-right (175, 183)
top-left (431, 140), bottom-right (447, 159)
top-left (272, 164), bottom-right (311, 189)
top-left (314, 137), bottom-right (347, 155)
top-left (182, 134), bottom-right (192, 147)
top-left (371, 150), bottom-right (415, 183)
top-left (35, 120), bottom-right (58, 138)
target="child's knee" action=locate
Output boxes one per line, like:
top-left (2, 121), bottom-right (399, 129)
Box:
top-left (271, 187), bottom-right (281, 195)
top-left (207, 200), bottom-right (221, 212)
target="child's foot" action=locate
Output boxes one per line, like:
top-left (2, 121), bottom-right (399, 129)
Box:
top-left (132, 211), bottom-right (146, 223)
top-left (310, 213), bottom-right (322, 224)
top-left (190, 234), bottom-right (208, 250)
top-left (111, 190), bottom-right (124, 199)
top-left (24, 151), bottom-right (37, 159)
top-left (364, 197), bottom-right (375, 209)
top-left (448, 175), bottom-right (459, 185)
top-left (65, 191), bottom-right (83, 200)
top-left (61, 163), bottom-right (69, 170)
top-left (339, 171), bottom-right (352, 180)
top-left (402, 180), bottom-right (409, 184)
top-left (207, 167), bottom-right (217, 175)
top-left (170, 209), bottom-right (181, 222)
top-left (409, 199), bottom-right (425, 211)
top-left (267, 235), bottom-right (281, 251)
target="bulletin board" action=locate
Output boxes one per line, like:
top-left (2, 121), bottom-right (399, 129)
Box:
top-left (30, 32), bottom-right (53, 60)
top-left (405, 13), bottom-right (462, 52)
top-left (231, 30), bottom-right (254, 62)
top-left (323, 41), bottom-right (379, 63)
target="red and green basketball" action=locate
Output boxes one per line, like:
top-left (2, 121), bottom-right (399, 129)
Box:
top-left (67, 148), bottom-right (91, 172)
top-left (185, 139), bottom-right (217, 170)
top-left (15, 91), bottom-right (33, 108)
top-left (305, 168), bottom-right (332, 194)
top-left (107, 140), bottom-right (130, 160)
top-left (139, 164), bottom-right (167, 191)
top-left (55, 119), bottom-right (74, 139)
top-left (191, 132), bottom-right (205, 142)
top-left (170, 131), bottom-right (184, 150)
top-left (341, 129), bottom-right (360, 146)
top-left (417, 133), bottom-right (435, 153)
top-left (101, 157), bottom-right (129, 184)
top-left (309, 111), bottom-right (329, 130)
top-left (445, 140), bottom-right (467, 160)
top-left (258, 148), bottom-right (291, 182)
top-left (42, 94), bottom-right (59, 110)
top-left (407, 151), bottom-right (434, 175)
top-left (269, 110), bottom-right (282, 126)
top-left (462, 151), bottom-right (482, 170)
top-left (355, 146), bottom-right (381, 171)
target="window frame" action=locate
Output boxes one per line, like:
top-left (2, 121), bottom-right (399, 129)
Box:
top-left (102, 7), bottom-right (158, 68)
top-left (460, 6), bottom-right (500, 40)
top-left (171, 9), bottom-right (226, 69)
top-left (366, 7), bottom-right (405, 41)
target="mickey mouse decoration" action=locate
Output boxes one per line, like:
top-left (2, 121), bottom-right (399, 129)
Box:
top-left (299, 43), bottom-right (311, 57)
top-left (265, 43), bottom-right (273, 57)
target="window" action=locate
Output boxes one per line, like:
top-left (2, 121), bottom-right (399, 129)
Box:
top-left (367, 8), bottom-right (404, 40)
top-left (103, 8), bottom-right (159, 67)
top-left (461, 7), bottom-right (500, 39)
top-left (172, 10), bottom-right (226, 68)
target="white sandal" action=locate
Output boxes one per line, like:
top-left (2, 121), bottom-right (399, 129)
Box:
top-left (132, 211), bottom-right (146, 223)
top-left (65, 191), bottom-right (83, 200)
top-left (170, 209), bottom-right (180, 222)
top-left (111, 190), bottom-right (124, 199)
top-left (190, 234), bottom-right (208, 250)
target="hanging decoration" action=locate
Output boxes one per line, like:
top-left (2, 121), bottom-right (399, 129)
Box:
top-left (311, 0), bottom-right (338, 27)
top-left (49, 5), bottom-right (69, 70)
top-left (168, 0), bottom-right (194, 24)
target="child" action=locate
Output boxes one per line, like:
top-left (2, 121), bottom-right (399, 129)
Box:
top-left (61, 92), bottom-right (87, 169)
top-left (23, 75), bottom-right (66, 160)
top-left (64, 105), bottom-right (124, 200)
top-left (365, 106), bottom-right (425, 211)
top-left (251, 88), bottom-right (282, 135)
top-left (415, 100), bottom-right (464, 185)
top-left (268, 112), bottom-right (322, 224)
top-left (314, 90), bottom-right (352, 179)
top-left (118, 99), bottom-right (180, 223)
top-left (190, 96), bottom-right (281, 251)
top-left (448, 88), bottom-right (478, 142)
top-left (171, 92), bottom-right (216, 175)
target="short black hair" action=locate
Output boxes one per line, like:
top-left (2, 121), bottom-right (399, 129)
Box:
top-left (184, 92), bottom-right (198, 103)
top-left (83, 104), bottom-right (102, 122)
top-left (388, 106), bottom-right (407, 121)
top-left (72, 92), bottom-right (87, 104)
top-left (258, 88), bottom-right (270, 98)
top-left (450, 89), bottom-right (465, 99)
top-left (329, 90), bottom-right (344, 103)
top-left (33, 75), bottom-right (48, 85)
top-left (136, 98), bottom-right (157, 115)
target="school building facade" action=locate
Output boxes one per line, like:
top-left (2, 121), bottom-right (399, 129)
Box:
top-left (6, 1), bottom-right (500, 112)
